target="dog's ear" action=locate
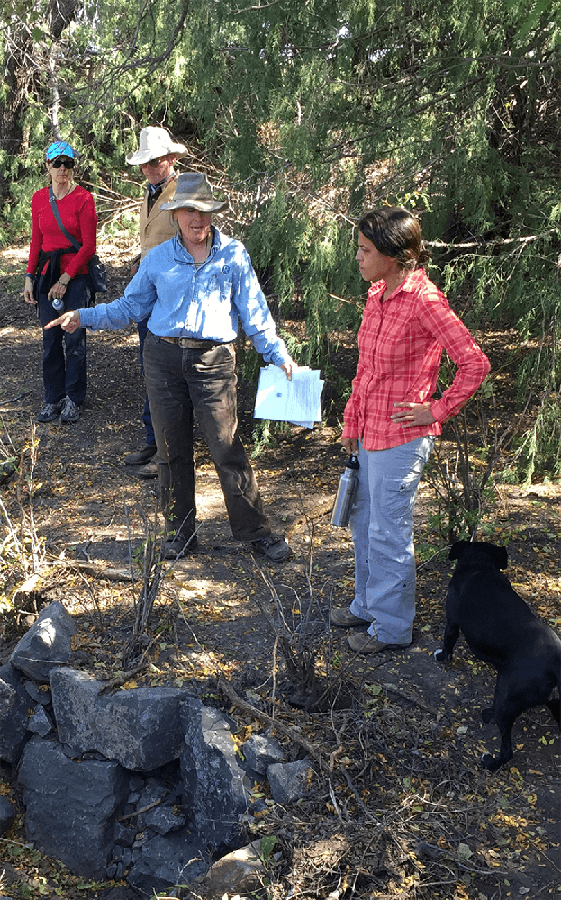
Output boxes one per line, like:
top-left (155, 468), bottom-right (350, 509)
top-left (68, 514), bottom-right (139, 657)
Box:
top-left (449, 540), bottom-right (469, 561)
top-left (491, 544), bottom-right (508, 569)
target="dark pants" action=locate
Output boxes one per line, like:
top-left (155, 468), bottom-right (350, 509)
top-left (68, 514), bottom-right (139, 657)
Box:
top-left (143, 332), bottom-right (271, 542)
top-left (137, 317), bottom-right (155, 446)
top-left (38, 275), bottom-right (90, 406)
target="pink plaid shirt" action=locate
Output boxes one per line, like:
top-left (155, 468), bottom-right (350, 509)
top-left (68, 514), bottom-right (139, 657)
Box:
top-left (342, 268), bottom-right (490, 451)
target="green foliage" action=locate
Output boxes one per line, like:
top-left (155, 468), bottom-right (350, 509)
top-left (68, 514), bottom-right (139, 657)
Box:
top-left (2, 0), bottom-right (561, 475)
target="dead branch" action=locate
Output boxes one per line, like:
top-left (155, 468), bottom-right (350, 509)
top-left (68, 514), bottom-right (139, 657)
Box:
top-left (218, 677), bottom-right (327, 769)
top-left (71, 562), bottom-right (134, 582)
top-left (98, 647), bottom-right (153, 695)
top-left (116, 798), bottom-right (162, 822)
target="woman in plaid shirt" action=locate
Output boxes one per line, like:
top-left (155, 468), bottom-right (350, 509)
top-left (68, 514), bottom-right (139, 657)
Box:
top-left (331, 208), bottom-right (490, 654)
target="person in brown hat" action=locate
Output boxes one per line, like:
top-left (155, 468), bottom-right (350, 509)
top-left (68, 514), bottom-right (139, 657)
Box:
top-left (47, 172), bottom-right (297, 563)
top-left (123, 126), bottom-right (188, 477)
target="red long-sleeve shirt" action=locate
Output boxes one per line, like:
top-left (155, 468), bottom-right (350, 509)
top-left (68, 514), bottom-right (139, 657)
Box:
top-left (26, 185), bottom-right (97, 279)
top-left (341, 268), bottom-right (491, 451)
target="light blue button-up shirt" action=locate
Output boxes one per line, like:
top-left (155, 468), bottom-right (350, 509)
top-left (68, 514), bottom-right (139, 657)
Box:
top-left (80, 227), bottom-right (290, 367)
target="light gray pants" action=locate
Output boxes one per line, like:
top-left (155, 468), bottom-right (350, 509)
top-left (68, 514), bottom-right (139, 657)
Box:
top-left (349, 436), bottom-right (434, 644)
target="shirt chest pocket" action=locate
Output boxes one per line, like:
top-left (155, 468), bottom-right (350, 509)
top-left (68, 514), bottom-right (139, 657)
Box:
top-left (200, 274), bottom-right (232, 307)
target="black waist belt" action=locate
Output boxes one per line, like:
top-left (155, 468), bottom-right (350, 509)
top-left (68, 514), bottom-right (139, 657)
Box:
top-left (159, 335), bottom-right (225, 349)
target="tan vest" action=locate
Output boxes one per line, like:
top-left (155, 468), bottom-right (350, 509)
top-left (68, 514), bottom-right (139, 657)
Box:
top-left (138, 174), bottom-right (178, 259)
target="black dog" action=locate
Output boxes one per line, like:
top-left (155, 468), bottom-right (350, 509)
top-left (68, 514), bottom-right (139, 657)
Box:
top-left (435, 540), bottom-right (561, 771)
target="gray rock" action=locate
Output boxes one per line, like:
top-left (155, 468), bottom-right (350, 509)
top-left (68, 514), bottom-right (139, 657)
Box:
top-left (180, 697), bottom-right (252, 848)
top-left (199, 840), bottom-right (267, 895)
top-left (137, 776), bottom-right (166, 808)
top-left (27, 705), bottom-right (53, 737)
top-left (267, 759), bottom-right (313, 804)
top-left (23, 681), bottom-right (51, 706)
top-left (128, 775), bottom-right (144, 792)
top-left (144, 805), bottom-right (186, 835)
top-left (126, 828), bottom-right (208, 895)
top-left (10, 601), bottom-right (76, 683)
top-left (0, 795), bottom-right (16, 835)
top-left (113, 823), bottom-right (137, 847)
top-left (18, 736), bottom-right (128, 878)
top-left (0, 663), bottom-right (31, 764)
top-left (51, 668), bottom-right (191, 770)
top-left (242, 732), bottom-right (286, 774)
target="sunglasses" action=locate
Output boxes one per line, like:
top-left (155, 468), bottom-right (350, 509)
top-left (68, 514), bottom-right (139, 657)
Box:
top-left (145, 157), bottom-right (163, 168)
top-left (50, 157), bottom-right (75, 169)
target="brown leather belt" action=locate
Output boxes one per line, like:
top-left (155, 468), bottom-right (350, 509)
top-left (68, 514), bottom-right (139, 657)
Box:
top-left (160, 336), bottom-right (222, 349)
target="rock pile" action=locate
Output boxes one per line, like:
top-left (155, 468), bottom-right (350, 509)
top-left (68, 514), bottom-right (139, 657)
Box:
top-left (0, 602), bottom-right (313, 896)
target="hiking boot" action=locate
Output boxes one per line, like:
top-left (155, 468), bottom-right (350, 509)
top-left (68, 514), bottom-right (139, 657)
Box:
top-left (164, 533), bottom-right (198, 560)
top-left (347, 631), bottom-right (411, 654)
top-left (135, 462), bottom-right (159, 479)
top-left (330, 607), bottom-right (370, 628)
top-left (60, 396), bottom-right (79, 423)
top-left (36, 402), bottom-right (62, 423)
top-left (123, 444), bottom-right (157, 465)
top-left (251, 534), bottom-right (291, 562)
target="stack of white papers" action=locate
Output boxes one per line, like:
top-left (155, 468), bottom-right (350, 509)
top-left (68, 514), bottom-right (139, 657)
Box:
top-left (254, 365), bottom-right (323, 429)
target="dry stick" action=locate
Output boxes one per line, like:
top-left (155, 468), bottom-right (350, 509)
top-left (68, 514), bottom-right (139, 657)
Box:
top-left (72, 562), bottom-right (134, 582)
top-left (116, 799), bottom-right (162, 823)
top-left (98, 643), bottom-right (155, 695)
top-left (382, 683), bottom-right (438, 716)
top-left (217, 677), bottom-right (325, 769)
top-left (221, 679), bottom-right (388, 821)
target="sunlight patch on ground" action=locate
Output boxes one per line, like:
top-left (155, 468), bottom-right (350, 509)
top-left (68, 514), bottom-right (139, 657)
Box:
top-left (1, 246), bottom-right (28, 264)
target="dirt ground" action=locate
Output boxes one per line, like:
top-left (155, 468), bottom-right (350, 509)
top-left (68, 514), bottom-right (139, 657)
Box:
top-left (0, 243), bottom-right (560, 900)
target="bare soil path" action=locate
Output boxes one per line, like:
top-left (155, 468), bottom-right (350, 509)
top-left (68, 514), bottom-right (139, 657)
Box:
top-left (0, 244), bottom-right (560, 900)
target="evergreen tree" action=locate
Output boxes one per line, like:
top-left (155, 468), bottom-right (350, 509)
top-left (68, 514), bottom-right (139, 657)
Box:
top-left (2, 0), bottom-right (560, 474)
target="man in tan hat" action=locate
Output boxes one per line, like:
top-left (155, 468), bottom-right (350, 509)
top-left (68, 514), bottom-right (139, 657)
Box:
top-left (48, 172), bottom-right (296, 563)
top-left (123, 126), bottom-right (187, 477)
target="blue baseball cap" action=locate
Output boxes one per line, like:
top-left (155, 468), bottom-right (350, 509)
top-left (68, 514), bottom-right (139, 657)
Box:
top-left (46, 141), bottom-right (77, 161)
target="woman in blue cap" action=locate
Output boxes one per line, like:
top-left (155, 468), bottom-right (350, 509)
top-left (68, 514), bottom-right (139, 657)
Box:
top-left (23, 140), bottom-right (98, 423)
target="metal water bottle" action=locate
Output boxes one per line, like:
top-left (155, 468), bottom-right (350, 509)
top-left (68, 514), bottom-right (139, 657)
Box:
top-left (51, 298), bottom-right (64, 312)
top-left (331, 454), bottom-right (359, 527)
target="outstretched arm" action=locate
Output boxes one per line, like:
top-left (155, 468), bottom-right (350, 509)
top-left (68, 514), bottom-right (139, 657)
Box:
top-left (45, 310), bottom-right (82, 333)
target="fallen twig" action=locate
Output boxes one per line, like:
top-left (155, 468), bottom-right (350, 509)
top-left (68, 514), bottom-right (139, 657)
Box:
top-left (218, 677), bottom-right (326, 769)
top-left (98, 648), bottom-right (153, 694)
top-left (72, 562), bottom-right (135, 582)
top-left (116, 798), bottom-right (162, 822)
top-left (382, 683), bottom-right (438, 716)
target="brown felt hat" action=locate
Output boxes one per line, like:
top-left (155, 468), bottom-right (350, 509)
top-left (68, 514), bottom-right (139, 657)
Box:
top-left (160, 172), bottom-right (229, 213)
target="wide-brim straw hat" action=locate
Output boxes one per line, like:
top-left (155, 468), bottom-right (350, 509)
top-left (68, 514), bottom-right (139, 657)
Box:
top-left (126, 126), bottom-right (187, 165)
top-left (160, 172), bottom-right (229, 213)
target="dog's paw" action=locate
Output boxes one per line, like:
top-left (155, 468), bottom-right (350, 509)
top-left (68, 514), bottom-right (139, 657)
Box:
top-left (481, 707), bottom-right (495, 724)
top-left (481, 752), bottom-right (501, 771)
top-left (481, 751), bottom-right (510, 772)
top-left (433, 649), bottom-right (449, 663)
